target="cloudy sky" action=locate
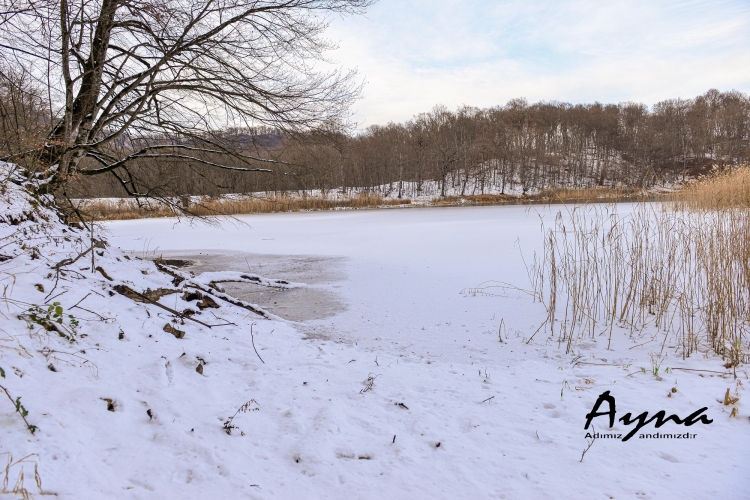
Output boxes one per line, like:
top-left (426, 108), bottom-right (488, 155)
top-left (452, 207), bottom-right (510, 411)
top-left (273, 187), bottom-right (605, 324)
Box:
top-left (325, 0), bottom-right (750, 127)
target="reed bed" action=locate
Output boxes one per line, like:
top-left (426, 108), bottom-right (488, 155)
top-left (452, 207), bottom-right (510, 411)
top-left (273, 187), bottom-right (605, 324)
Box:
top-left (672, 166), bottom-right (750, 210)
top-left (536, 186), bottom-right (645, 204)
top-left (438, 194), bottom-right (519, 205)
top-left (529, 168), bottom-right (750, 369)
top-left (73, 192), bottom-right (410, 221)
top-left (75, 186), bottom-right (663, 221)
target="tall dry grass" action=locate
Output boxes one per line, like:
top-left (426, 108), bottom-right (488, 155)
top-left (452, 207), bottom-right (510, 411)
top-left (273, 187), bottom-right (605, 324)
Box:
top-left (536, 186), bottom-right (645, 204)
top-left (672, 167), bottom-right (750, 210)
top-left (75, 185), bottom-right (662, 221)
top-left (528, 167), bottom-right (750, 369)
top-left (440, 188), bottom-right (646, 206)
top-left (74, 192), bottom-right (410, 221)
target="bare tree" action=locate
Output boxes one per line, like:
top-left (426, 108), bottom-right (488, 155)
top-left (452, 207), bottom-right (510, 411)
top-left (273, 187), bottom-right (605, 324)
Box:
top-left (0, 0), bottom-right (371, 196)
top-left (0, 65), bottom-right (49, 164)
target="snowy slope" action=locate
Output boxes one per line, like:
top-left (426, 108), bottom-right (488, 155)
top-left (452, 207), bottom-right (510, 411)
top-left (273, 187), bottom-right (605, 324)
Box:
top-left (1, 162), bottom-right (747, 499)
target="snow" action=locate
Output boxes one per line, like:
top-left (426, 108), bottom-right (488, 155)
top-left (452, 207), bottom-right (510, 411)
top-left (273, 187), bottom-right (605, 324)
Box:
top-left (1, 162), bottom-right (747, 498)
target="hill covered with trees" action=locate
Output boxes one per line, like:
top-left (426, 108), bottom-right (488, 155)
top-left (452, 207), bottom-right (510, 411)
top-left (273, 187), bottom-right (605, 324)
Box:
top-left (2, 75), bottom-right (748, 200)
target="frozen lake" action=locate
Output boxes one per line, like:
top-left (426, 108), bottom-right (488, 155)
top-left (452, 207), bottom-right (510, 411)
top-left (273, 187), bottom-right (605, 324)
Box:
top-left (108, 205), bottom-right (554, 357)
top-left (103, 204), bottom-right (748, 499)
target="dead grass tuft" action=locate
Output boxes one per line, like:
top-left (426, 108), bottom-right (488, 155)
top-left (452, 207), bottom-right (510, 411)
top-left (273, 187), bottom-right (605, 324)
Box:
top-left (1, 452), bottom-right (44, 499)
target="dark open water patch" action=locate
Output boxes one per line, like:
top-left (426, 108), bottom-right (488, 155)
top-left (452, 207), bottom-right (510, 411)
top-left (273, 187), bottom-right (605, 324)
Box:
top-left (154, 250), bottom-right (347, 322)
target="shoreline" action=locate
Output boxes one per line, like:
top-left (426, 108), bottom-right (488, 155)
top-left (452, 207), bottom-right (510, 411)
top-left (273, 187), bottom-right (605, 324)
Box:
top-left (78, 190), bottom-right (674, 221)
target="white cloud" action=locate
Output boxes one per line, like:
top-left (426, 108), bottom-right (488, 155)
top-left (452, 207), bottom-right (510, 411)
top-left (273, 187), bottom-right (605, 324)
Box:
top-left (323, 0), bottom-right (750, 127)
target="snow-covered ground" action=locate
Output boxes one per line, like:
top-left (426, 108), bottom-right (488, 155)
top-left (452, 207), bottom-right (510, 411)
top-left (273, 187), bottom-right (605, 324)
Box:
top-left (1, 166), bottom-right (747, 498)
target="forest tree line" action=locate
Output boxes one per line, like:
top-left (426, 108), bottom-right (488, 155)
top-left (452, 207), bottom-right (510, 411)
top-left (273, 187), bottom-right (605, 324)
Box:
top-left (1, 76), bottom-right (748, 199)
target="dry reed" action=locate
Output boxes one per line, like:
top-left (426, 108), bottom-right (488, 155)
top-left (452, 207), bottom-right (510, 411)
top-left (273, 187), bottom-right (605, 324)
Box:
top-left (529, 168), bottom-right (750, 369)
top-left (74, 186), bottom-right (662, 221)
top-left (73, 192), bottom-right (410, 221)
top-left (536, 186), bottom-right (645, 204)
top-left (1, 452), bottom-right (43, 499)
top-left (672, 166), bottom-right (750, 210)
top-left (438, 187), bottom-right (647, 207)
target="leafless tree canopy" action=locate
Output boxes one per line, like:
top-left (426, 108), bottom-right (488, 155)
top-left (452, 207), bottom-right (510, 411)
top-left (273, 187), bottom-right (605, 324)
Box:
top-left (0, 65), bottom-right (49, 162)
top-left (278, 91), bottom-right (749, 197)
top-left (0, 3), bottom-right (746, 202)
top-left (0, 0), bottom-right (370, 192)
top-left (125, 90), bottom-right (741, 200)
top-left (21, 88), bottom-right (749, 201)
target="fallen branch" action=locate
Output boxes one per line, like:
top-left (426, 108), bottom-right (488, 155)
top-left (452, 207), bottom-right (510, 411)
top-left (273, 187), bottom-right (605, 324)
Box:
top-left (573, 362), bottom-right (624, 367)
top-left (154, 261), bottom-right (185, 286)
top-left (184, 283), bottom-right (269, 318)
top-left (53, 243), bottom-right (95, 270)
top-left (670, 368), bottom-right (732, 374)
top-left (113, 284), bottom-right (213, 328)
top-left (95, 266), bottom-right (113, 281)
top-left (154, 262), bottom-right (272, 318)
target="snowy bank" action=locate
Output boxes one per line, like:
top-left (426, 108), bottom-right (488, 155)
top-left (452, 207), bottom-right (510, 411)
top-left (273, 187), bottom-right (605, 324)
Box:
top-left (0, 163), bottom-right (747, 498)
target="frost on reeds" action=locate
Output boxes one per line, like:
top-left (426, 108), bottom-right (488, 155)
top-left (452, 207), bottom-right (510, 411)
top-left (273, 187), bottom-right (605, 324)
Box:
top-left (528, 168), bottom-right (750, 368)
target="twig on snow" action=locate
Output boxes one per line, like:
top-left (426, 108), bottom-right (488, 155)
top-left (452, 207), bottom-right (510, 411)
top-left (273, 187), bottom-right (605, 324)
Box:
top-left (580, 426), bottom-right (596, 462)
top-left (0, 384), bottom-right (37, 435)
top-left (250, 323), bottom-right (265, 364)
